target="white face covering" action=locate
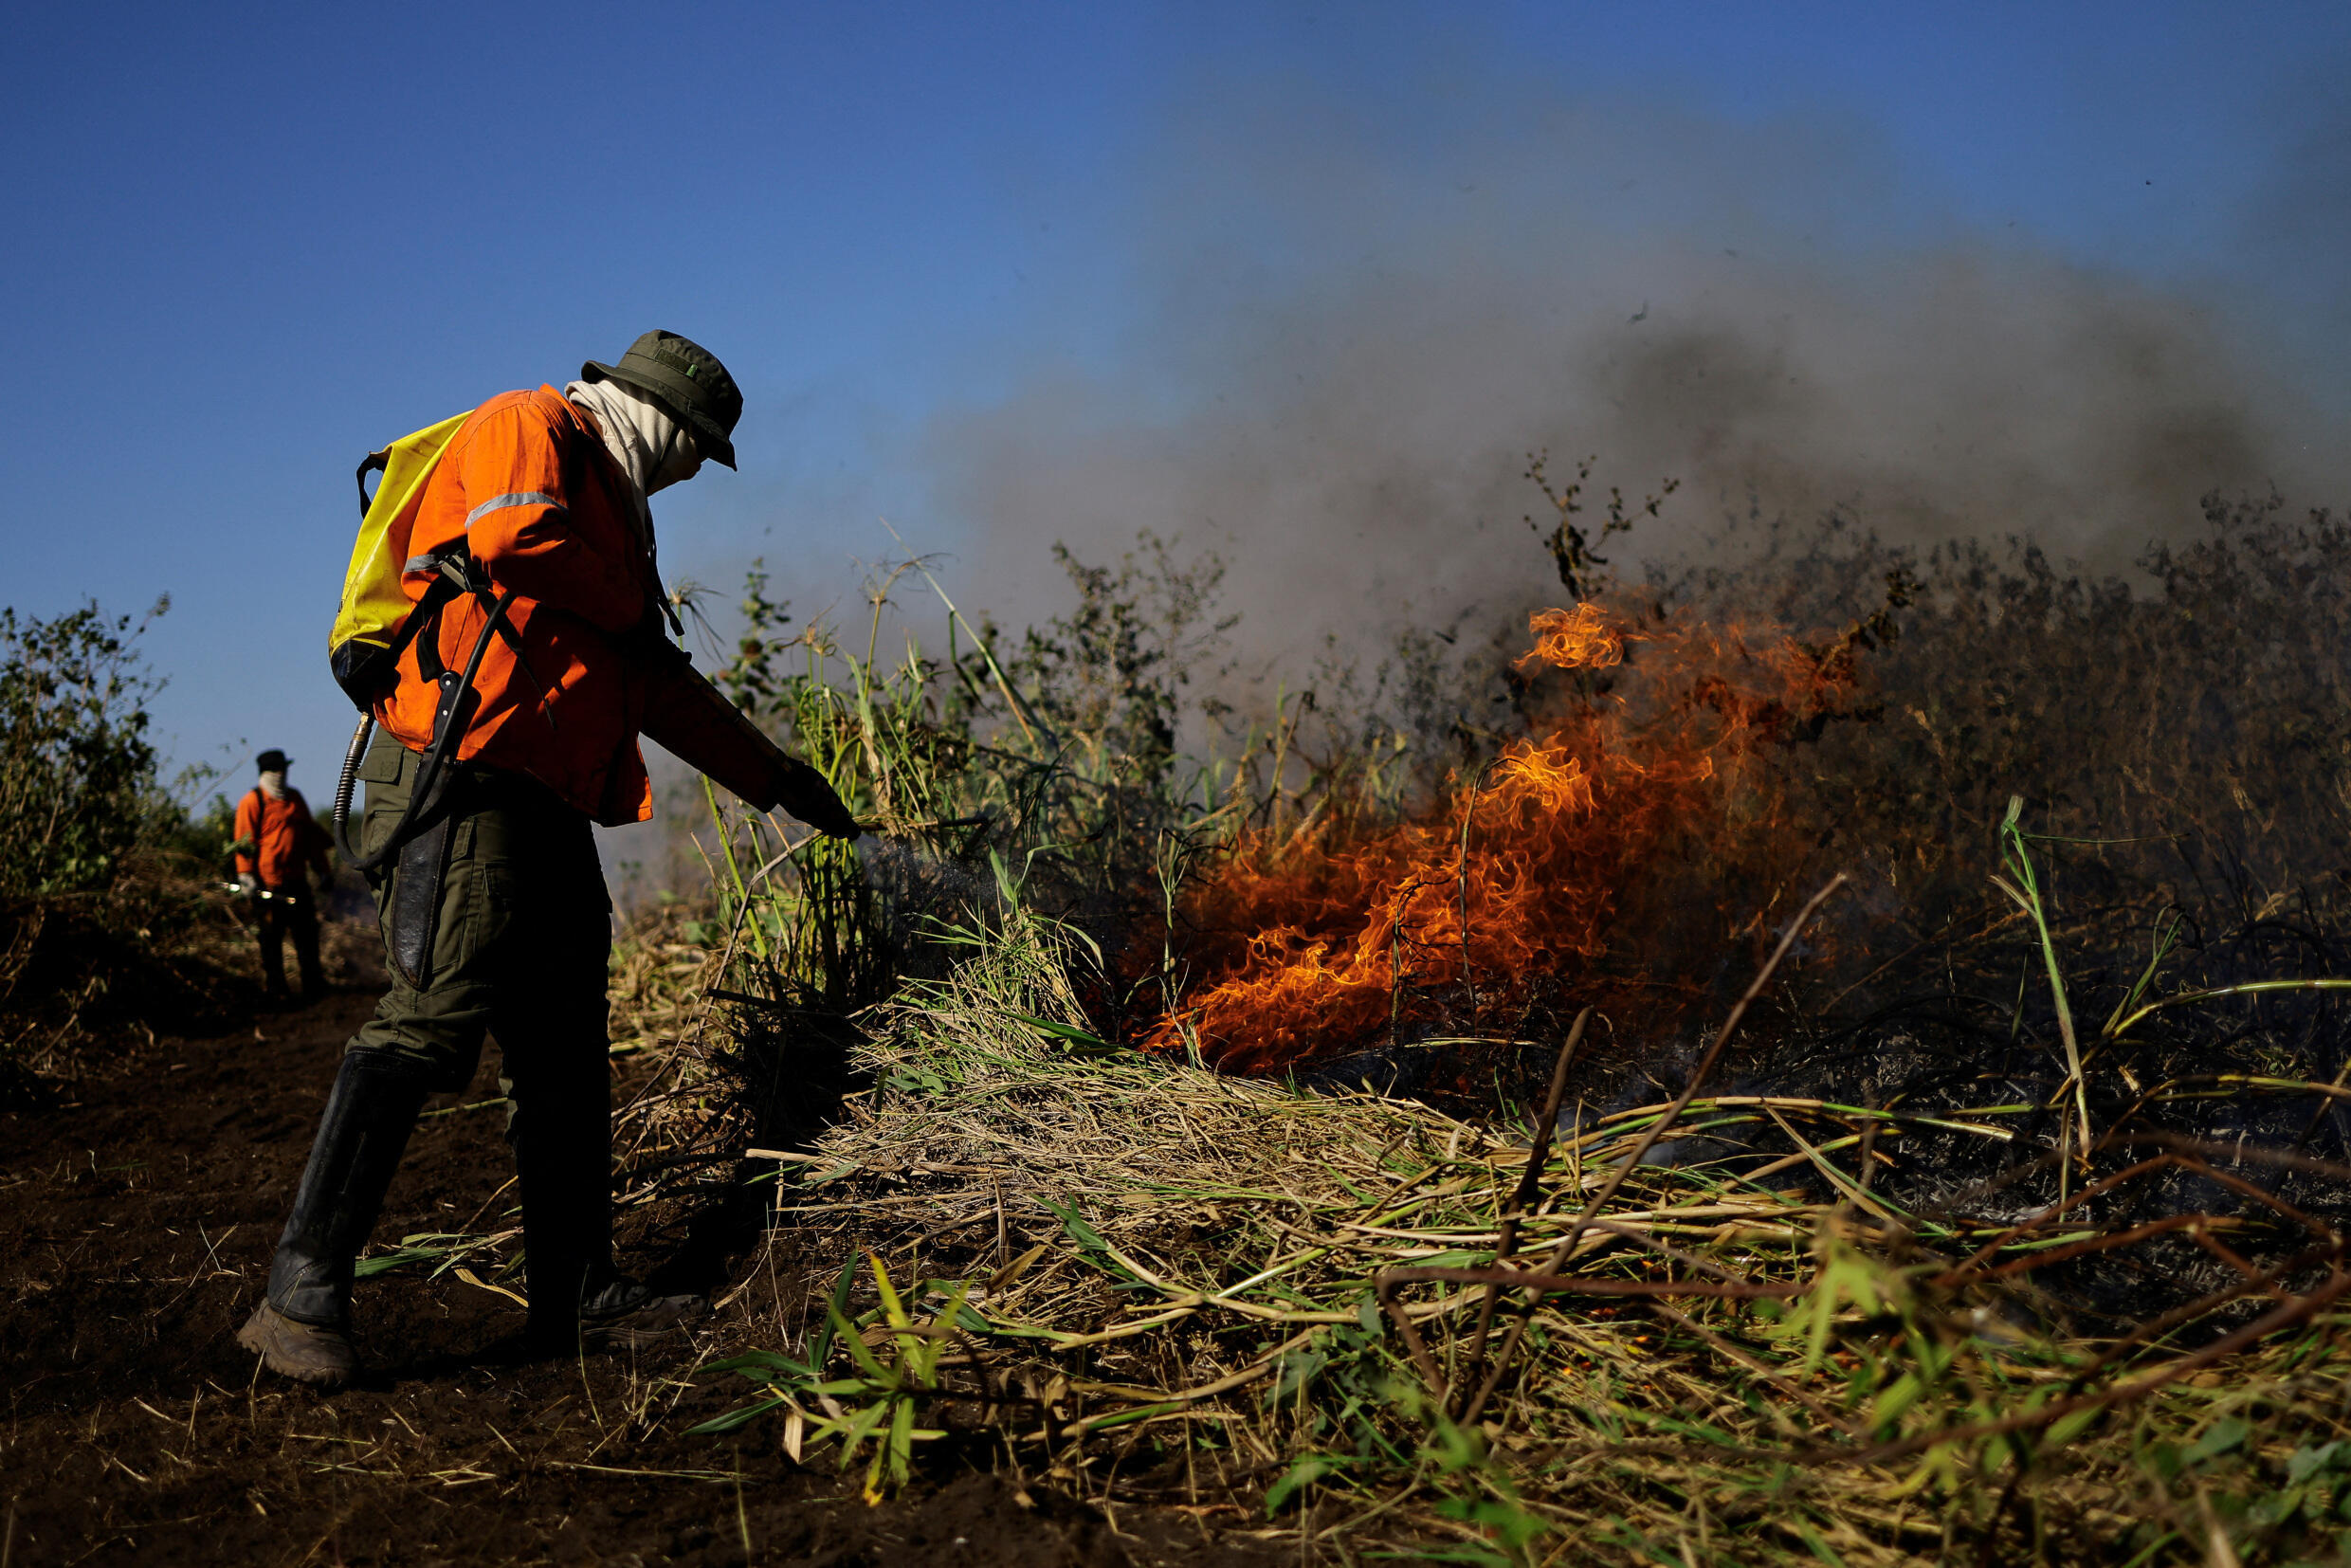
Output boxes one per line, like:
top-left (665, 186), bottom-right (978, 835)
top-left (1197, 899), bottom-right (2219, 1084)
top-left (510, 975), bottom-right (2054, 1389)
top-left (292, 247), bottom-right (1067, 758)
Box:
top-left (259, 770), bottom-right (287, 801)
top-left (564, 377), bottom-right (703, 500)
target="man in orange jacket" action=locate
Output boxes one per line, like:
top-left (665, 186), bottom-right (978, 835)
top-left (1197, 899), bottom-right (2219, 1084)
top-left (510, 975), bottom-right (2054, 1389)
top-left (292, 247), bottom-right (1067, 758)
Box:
top-left (240, 332), bottom-right (859, 1389)
top-left (232, 748), bottom-right (333, 1002)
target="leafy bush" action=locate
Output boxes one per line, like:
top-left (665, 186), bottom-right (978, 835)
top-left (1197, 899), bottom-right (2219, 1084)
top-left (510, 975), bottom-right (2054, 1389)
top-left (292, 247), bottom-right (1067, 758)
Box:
top-left (691, 538), bottom-right (1236, 1013)
top-left (0, 598), bottom-right (255, 1085)
top-left (0, 599), bottom-right (168, 899)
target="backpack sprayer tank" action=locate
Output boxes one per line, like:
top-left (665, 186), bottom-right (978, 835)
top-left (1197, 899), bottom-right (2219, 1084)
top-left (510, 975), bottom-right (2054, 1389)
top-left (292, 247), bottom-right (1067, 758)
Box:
top-left (323, 412), bottom-right (514, 874)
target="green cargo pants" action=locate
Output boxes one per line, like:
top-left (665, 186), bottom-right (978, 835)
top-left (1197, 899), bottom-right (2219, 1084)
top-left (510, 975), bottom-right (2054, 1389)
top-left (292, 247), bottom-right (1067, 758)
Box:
top-left (349, 728), bottom-right (612, 1087)
top-left (346, 728), bottom-right (619, 1323)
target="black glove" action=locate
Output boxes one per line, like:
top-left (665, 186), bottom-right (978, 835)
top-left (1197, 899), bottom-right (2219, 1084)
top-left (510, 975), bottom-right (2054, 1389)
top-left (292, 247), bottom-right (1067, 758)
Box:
top-left (776, 759), bottom-right (861, 841)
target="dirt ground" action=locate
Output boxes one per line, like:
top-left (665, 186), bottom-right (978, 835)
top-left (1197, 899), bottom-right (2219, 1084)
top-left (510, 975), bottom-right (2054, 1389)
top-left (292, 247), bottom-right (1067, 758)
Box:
top-left (0, 960), bottom-right (1279, 1566)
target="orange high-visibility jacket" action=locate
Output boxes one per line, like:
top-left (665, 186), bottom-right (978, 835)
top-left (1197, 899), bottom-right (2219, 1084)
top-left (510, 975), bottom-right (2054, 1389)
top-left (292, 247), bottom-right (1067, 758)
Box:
top-left (375, 386), bottom-right (752, 824)
top-left (235, 788), bottom-right (332, 889)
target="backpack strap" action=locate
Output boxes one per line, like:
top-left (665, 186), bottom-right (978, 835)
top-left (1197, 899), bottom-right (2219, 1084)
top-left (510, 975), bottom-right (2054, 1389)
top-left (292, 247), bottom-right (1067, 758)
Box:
top-left (400, 545), bottom-right (561, 730)
top-left (401, 571), bottom-right (465, 682)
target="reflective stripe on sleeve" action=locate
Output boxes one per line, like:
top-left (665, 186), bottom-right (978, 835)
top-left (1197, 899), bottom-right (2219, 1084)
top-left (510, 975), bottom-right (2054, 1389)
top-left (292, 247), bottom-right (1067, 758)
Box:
top-left (465, 491), bottom-right (565, 526)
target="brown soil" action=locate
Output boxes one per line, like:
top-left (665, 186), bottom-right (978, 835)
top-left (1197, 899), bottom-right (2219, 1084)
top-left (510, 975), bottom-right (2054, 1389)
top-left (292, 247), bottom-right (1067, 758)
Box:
top-left (0, 961), bottom-right (1276, 1566)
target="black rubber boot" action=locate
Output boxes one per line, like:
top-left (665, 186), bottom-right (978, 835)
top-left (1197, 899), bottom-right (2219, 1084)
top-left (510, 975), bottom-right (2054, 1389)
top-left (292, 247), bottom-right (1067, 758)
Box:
top-left (509, 1055), bottom-right (705, 1350)
top-left (510, 1051), bottom-right (617, 1343)
top-left (237, 1050), bottom-right (429, 1386)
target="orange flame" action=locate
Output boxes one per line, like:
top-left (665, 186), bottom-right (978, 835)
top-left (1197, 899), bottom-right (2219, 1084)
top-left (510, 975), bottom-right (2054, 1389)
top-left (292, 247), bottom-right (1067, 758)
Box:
top-left (1146, 604), bottom-right (1857, 1073)
top-left (1515, 603), bottom-right (1627, 674)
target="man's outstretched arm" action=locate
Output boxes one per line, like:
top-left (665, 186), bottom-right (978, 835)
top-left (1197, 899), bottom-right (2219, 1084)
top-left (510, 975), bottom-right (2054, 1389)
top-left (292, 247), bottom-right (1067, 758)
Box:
top-left (635, 653), bottom-right (861, 839)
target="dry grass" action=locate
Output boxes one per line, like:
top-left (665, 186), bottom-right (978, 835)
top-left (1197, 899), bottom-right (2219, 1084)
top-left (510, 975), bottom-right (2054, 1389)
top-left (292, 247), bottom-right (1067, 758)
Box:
top-left (621, 889), bottom-right (2351, 1565)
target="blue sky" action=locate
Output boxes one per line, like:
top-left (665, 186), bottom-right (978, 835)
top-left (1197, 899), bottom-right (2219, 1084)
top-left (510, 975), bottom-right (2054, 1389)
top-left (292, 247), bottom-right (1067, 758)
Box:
top-left (3, 1), bottom-right (2345, 813)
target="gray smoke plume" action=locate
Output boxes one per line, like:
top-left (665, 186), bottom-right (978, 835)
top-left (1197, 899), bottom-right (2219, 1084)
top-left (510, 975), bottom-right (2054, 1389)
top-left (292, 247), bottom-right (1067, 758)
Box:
top-left (904, 77), bottom-right (2341, 663)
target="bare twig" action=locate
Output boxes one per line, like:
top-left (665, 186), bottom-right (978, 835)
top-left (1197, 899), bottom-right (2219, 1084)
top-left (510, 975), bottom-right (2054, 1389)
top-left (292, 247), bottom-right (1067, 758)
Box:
top-left (1447, 873), bottom-right (1849, 1426)
top-left (1461, 1007), bottom-right (1591, 1404)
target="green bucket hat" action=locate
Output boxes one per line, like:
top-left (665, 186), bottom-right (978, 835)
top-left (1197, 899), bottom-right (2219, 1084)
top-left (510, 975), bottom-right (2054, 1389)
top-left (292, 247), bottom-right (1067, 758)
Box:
top-left (581, 330), bottom-right (743, 469)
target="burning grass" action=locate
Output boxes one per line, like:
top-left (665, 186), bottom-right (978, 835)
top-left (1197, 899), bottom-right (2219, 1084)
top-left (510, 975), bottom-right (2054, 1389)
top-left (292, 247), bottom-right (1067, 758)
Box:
top-left (1147, 600), bottom-right (1890, 1073)
top-left (607, 488), bottom-right (2351, 1561)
